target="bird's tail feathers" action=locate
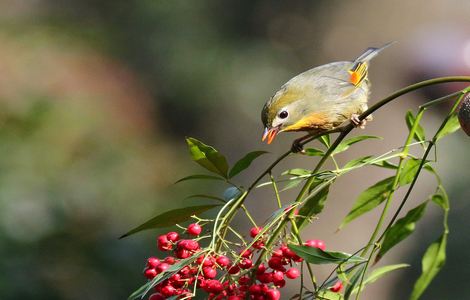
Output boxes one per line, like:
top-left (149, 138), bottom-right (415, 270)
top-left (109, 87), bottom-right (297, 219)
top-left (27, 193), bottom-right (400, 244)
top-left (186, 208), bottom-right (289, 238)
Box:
top-left (354, 41), bottom-right (396, 64)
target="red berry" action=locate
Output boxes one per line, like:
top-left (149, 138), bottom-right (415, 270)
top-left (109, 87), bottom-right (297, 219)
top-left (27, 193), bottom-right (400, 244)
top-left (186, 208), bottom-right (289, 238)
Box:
top-left (204, 280), bottom-right (224, 293)
top-left (257, 272), bottom-right (272, 283)
top-left (238, 258), bottom-right (253, 269)
top-left (272, 271), bottom-right (284, 281)
top-left (273, 279), bottom-right (285, 288)
top-left (164, 256), bottom-right (176, 264)
top-left (249, 284), bottom-right (262, 294)
top-left (238, 276), bottom-right (251, 285)
top-left (157, 235), bottom-right (173, 251)
top-left (268, 257), bottom-right (285, 271)
top-left (228, 296), bottom-right (243, 300)
top-left (216, 255), bottom-right (230, 267)
top-left (187, 223), bottom-right (202, 236)
top-left (175, 249), bottom-right (190, 259)
top-left (156, 262), bottom-right (170, 273)
top-left (144, 268), bottom-right (157, 279)
top-left (161, 285), bottom-right (176, 297)
top-left (240, 249), bottom-right (252, 258)
top-left (203, 267), bottom-right (217, 279)
top-left (286, 268), bottom-right (300, 279)
top-left (330, 281), bottom-right (343, 293)
top-left (166, 231), bottom-right (180, 242)
top-left (266, 289), bottom-right (281, 300)
top-left (257, 263), bottom-right (266, 274)
top-left (271, 249), bottom-right (283, 257)
top-left (281, 246), bottom-right (296, 259)
top-left (228, 265), bottom-right (240, 274)
top-left (147, 257), bottom-right (160, 268)
top-left (148, 293), bottom-right (165, 300)
top-left (250, 226), bottom-right (263, 238)
top-left (305, 239), bottom-right (326, 251)
top-left (253, 240), bottom-right (265, 249)
top-left (178, 239), bottom-right (199, 251)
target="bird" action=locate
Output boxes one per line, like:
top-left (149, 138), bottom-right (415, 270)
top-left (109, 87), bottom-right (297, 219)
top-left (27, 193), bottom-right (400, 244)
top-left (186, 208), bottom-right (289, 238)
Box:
top-left (261, 42), bottom-right (393, 151)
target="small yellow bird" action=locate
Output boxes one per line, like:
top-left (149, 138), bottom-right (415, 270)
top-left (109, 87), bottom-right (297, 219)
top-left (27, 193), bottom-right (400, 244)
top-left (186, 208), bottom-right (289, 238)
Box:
top-left (261, 42), bottom-right (393, 150)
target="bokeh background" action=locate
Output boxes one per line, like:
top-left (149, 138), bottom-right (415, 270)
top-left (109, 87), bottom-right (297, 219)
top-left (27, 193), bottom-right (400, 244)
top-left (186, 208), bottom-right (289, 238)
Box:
top-left (1, 0), bottom-right (469, 299)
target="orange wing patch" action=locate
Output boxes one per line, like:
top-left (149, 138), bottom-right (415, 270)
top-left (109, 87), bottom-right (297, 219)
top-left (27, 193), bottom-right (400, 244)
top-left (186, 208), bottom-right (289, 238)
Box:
top-left (348, 62), bottom-right (368, 86)
top-left (282, 112), bottom-right (330, 132)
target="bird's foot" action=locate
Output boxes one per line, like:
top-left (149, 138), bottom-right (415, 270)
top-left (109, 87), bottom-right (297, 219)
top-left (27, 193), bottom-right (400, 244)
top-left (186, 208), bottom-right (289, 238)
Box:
top-left (291, 140), bottom-right (306, 154)
top-left (351, 114), bottom-right (368, 129)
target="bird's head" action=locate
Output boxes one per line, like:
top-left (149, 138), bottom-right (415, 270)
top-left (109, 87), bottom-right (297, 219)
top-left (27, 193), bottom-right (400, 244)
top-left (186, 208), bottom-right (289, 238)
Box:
top-left (261, 87), bottom-right (303, 144)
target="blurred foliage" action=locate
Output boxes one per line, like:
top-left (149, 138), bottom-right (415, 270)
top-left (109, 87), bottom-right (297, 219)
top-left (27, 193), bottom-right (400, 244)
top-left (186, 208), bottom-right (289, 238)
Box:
top-left (0, 0), bottom-right (469, 299)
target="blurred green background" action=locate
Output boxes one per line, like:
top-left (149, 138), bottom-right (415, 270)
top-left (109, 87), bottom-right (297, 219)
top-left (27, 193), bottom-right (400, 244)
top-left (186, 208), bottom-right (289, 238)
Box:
top-left (0, 0), bottom-right (469, 299)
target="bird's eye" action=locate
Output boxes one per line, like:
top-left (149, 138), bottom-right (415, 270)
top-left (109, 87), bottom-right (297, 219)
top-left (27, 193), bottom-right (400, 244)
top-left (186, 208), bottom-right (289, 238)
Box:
top-left (279, 111), bottom-right (288, 119)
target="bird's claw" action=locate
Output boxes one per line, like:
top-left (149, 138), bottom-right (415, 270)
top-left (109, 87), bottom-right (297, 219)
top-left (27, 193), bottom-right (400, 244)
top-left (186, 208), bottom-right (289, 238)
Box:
top-left (351, 114), bottom-right (367, 129)
top-left (291, 140), bottom-right (306, 154)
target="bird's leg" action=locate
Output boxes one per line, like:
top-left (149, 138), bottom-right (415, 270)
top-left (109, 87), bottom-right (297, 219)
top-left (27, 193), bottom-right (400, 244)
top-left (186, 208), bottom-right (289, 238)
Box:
top-left (350, 114), bottom-right (372, 129)
top-left (291, 132), bottom-right (317, 153)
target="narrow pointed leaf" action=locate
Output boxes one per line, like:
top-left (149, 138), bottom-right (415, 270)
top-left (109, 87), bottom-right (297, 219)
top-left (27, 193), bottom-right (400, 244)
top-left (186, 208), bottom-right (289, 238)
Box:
top-left (229, 150), bottom-right (268, 178)
top-left (343, 155), bottom-right (374, 169)
top-left (406, 110), bottom-right (426, 143)
top-left (185, 194), bottom-right (226, 203)
top-left (317, 290), bottom-right (344, 300)
top-left (320, 135), bottom-right (330, 147)
top-left (304, 148), bottom-right (325, 156)
top-left (175, 174), bottom-right (225, 184)
top-left (288, 245), bottom-right (366, 265)
top-left (281, 177), bottom-right (305, 192)
top-left (372, 160), bottom-right (398, 169)
top-left (333, 135), bottom-right (381, 155)
top-left (432, 186), bottom-right (449, 211)
top-left (120, 205), bottom-right (220, 238)
top-left (436, 113), bottom-right (460, 140)
top-left (410, 233), bottom-right (447, 300)
top-left (399, 158), bottom-right (424, 185)
top-left (128, 255), bottom-right (199, 299)
top-left (344, 266), bottom-right (366, 300)
top-left (223, 186), bottom-right (242, 201)
top-left (296, 183), bottom-right (331, 229)
top-left (282, 168), bottom-right (311, 176)
top-left (339, 177), bottom-right (395, 229)
top-left (186, 137), bottom-right (229, 178)
top-left (377, 202), bottom-right (428, 261)
top-left (351, 264), bottom-right (409, 295)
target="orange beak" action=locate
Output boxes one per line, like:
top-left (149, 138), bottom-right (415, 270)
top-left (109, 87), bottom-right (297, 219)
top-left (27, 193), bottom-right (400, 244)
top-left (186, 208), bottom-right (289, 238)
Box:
top-left (262, 127), bottom-right (280, 144)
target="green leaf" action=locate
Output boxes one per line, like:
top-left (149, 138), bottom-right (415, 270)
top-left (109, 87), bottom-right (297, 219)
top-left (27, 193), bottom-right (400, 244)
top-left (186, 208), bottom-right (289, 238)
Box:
top-left (399, 158), bottom-right (423, 185)
top-left (344, 266), bottom-right (366, 300)
top-left (432, 186), bottom-right (449, 211)
top-left (406, 110), bottom-right (426, 143)
top-left (185, 194), bottom-right (226, 203)
top-left (296, 183), bottom-right (331, 229)
top-left (120, 205), bottom-right (220, 238)
top-left (377, 202), bottom-right (428, 261)
top-left (339, 177), bottom-right (395, 229)
top-left (333, 135), bottom-right (381, 155)
top-left (282, 168), bottom-right (311, 176)
top-left (281, 177), bottom-right (305, 192)
top-left (223, 186), bottom-right (242, 201)
top-left (288, 245), bottom-right (366, 265)
top-left (372, 160), bottom-right (398, 169)
top-left (410, 233), bottom-right (447, 300)
top-left (351, 264), bottom-right (409, 295)
top-left (436, 113), bottom-right (460, 140)
top-left (320, 135), bottom-right (330, 147)
top-left (343, 155), bottom-right (374, 169)
top-left (175, 174), bottom-right (225, 184)
top-left (186, 137), bottom-right (229, 178)
top-left (317, 290), bottom-right (344, 300)
top-left (128, 255), bottom-right (199, 299)
top-left (304, 148), bottom-right (325, 156)
top-left (229, 151), bottom-right (268, 178)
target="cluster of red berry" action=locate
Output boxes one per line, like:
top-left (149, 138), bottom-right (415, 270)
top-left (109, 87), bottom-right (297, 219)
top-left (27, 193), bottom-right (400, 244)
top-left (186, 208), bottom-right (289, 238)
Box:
top-left (143, 224), bottom-right (341, 299)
